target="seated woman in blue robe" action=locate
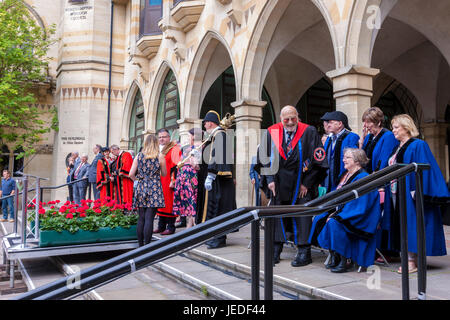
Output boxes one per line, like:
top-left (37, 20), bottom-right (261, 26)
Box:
top-left (309, 148), bottom-right (381, 272)
top-left (383, 114), bottom-right (448, 274)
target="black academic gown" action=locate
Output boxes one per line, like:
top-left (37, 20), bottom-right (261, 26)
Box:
top-left (201, 127), bottom-right (236, 225)
top-left (262, 122), bottom-right (328, 245)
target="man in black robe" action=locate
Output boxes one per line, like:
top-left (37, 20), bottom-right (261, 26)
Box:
top-left (201, 110), bottom-right (236, 249)
top-left (262, 105), bottom-right (328, 266)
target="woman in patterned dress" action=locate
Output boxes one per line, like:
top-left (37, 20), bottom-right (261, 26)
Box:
top-left (173, 128), bottom-right (202, 229)
top-left (130, 135), bottom-right (167, 246)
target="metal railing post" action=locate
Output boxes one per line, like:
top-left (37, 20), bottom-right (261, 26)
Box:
top-left (13, 181), bottom-right (19, 235)
top-left (415, 169), bottom-right (426, 300)
top-left (20, 176), bottom-right (28, 248)
top-left (264, 217), bottom-right (274, 300)
top-left (398, 176), bottom-right (409, 300)
top-left (35, 178), bottom-right (40, 240)
top-left (251, 220), bottom-right (260, 300)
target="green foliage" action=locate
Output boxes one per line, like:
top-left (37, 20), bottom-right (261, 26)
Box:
top-left (0, 0), bottom-right (58, 158)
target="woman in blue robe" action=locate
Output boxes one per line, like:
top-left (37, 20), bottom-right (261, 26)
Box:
top-left (309, 148), bottom-right (381, 272)
top-left (383, 114), bottom-right (448, 273)
top-left (360, 107), bottom-right (400, 262)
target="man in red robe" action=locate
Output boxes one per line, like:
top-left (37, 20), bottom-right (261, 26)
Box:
top-left (96, 147), bottom-right (114, 201)
top-left (154, 129), bottom-right (181, 235)
top-left (110, 144), bottom-right (133, 205)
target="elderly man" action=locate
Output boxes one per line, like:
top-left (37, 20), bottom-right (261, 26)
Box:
top-left (320, 111), bottom-right (360, 193)
top-left (88, 144), bottom-right (103, 200)
top-left (154, 129), bottom-right (181, 236)
top-left (110, 145), bottom-right (133, 205)
top-left (201, 110), bottom-right (236, 249)
top-left (262, 105), bottom-right (328, 266)
top-left (73, 153), bottom-right (90, 205)
top-left (96, 147), bottom-right (114, 201)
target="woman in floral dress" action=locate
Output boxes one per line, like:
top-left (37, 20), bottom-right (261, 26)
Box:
top-left (173, 128), bottom-right (202, 229)
top-left (130, 134), bottom-right (167, 246)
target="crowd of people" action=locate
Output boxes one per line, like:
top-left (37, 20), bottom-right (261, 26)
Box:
top-left (250, 106), bottom-right (449, 274)
top-left (62, 105), bottom-right (448, 273)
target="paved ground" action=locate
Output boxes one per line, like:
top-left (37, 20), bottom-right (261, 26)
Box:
top-left (1, 214), bottom-right (450, 300)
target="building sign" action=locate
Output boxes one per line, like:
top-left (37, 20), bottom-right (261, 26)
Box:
top-left (61, 136), bottom-right (86, 145)
top-left (65, 3), bottom-right (92, 21)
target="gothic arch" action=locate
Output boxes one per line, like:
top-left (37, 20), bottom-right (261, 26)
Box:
top-left (184, 30), bottom-right (237, 119)
top-left (121, 80), bottom-right (144, 143)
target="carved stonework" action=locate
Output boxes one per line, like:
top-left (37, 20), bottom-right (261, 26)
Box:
top-left (171, 1), bottom-right (205, 33)
top-left (136, 35), bottom-right (163, 60)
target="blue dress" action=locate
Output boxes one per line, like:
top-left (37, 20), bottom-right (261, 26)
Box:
top-left (362, 129), bottom-right (399, 173)
top-left (309, 170), bottom-right (381, 267)
top-left (133, 152), bottom-right (165, 208)
top-left (380, 138), bottom-right (448, 256)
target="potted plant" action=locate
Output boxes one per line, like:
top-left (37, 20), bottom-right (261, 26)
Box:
top-left (28, 198), bottom-right (138, 247)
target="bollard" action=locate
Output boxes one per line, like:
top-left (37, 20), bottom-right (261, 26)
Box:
top-left (264, 217), bottom-right (274, 300)
top-left (20, 176), bottom-right (28, 248)
top-left (415, 169), bottom-right (427, 300)
top-left (398, 176), bottom-right (409, 300)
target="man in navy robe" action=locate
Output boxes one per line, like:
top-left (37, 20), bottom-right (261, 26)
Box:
top-left (262, 106), bottom-right (328, 267)
top-left (321, 111), bottom-right (359, 193)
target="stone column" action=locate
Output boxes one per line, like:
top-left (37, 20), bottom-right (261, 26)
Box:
top-left (231, 100), bottom-right (267, 208)
top-left (326, 65), bottom-right (380, 136)
top-left (177, 118), bottom-right (202, 146)
top-left (422, 122), bottom-right (449, 179)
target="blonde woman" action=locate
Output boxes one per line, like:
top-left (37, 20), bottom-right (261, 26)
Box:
top-left (130, 135), bottom-right (167, 247)
top-left (382, 114), bottom-right (448, 273)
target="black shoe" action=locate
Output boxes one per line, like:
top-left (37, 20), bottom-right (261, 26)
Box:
top-left (273, 243), bottom-right (283, 265)
top-left (207, 241), bottom-right (226, 249)
top-left (325, 250), bottom-right (341, 269)
top-left (331, 254), bottom-right (348, 273)
top-left (291, 246), bottom-right (312, 267)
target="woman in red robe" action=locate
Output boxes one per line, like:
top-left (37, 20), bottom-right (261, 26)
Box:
top-left (110, 145), bottom-right (134, 205)
top-left (96, 148), bottom-right (114, 201)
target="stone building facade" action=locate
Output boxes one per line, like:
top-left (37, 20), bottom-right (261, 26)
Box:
top-left (15, 0), bottom-right (450, 206)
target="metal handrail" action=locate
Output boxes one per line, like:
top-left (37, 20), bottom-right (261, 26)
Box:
top-left (14, 163), bottom-right (430, 300)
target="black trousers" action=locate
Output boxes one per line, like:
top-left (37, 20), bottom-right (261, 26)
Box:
top-left (157, 215), bottom-right (176, 232)
top-left (137, 207), bottom-right (157, 246)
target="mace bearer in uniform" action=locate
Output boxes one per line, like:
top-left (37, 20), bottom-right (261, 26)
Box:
top-left (201, 110), bottom-right (237, 249)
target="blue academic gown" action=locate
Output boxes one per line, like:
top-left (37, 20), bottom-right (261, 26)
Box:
top-left (323, 130), bottom-right (360, 192)
top-left (309, 170), bottom-right (381, 267)
top-left (362, 129), bottom-right (399, 173)
top-left (249, 156), bottom-right (261, 206)
top-left (380, 138), bottom-right (448, 256)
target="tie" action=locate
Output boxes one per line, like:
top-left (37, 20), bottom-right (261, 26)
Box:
top-left (74, 163), bottom-right (83, 179)
top-left (286, 132), bottom-right (293, 155)
top-left (331, 135), bottom-right (337, 155)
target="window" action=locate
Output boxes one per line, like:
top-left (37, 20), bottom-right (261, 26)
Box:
top-left (0, 145), bottom-right (24, 177)
top-left (156, 70), bottom-right (180, 135)
top-left (139, 0), bottom-right (163, 37)
top-left (129, 91), bottom-right (145, 154)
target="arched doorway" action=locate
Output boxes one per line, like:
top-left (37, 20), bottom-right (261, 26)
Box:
top-left (200, 66), bottom-right (275, 129)
top-left (295, 77), bottom-right (335, 135)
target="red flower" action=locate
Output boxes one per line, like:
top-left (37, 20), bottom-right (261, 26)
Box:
top-left (66, 213), bottom-right (73, 219)
top-left (64, 201), bottom-right (70, 206)
top-left (59, 206), bottom-right (67, 213)
top-left (79, 213), bottom-right (86, 218)
top-left (38, 209), bottom-right (46, 215)
top-left (55, 200), bottom-right (61, 203)
top-left (69, 208), bottom-right (76, 214)
top-left (50, 206), bottom-right (55, 209)
top-left (94, 208), bottom-right (101, 214)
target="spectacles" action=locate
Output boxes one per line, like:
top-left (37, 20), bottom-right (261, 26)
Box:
top-left (282, 117), bottom-right (298, 123)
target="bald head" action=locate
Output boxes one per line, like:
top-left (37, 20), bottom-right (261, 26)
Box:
top-left (280, 105), bottom-right (299, 132)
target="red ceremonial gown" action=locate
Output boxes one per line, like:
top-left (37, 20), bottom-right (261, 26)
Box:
top-left (115, 151), bottom-right (134, 205)
top-left (96, 158), bottom-right (114, 201)
top-left (157, 142), bottom-right (181, 218)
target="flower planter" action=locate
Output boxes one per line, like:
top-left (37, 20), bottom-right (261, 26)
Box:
top-left (39, 225), bottom-right (137, 247)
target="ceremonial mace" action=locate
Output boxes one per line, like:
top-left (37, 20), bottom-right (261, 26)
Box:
top-left (176, 113), bottom-right (236, 169)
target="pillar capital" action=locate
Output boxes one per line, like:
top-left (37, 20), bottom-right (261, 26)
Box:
top-left (231, 99), bottom-right (267, 123)
top-left (326, 65), bottom-right (380, 99)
